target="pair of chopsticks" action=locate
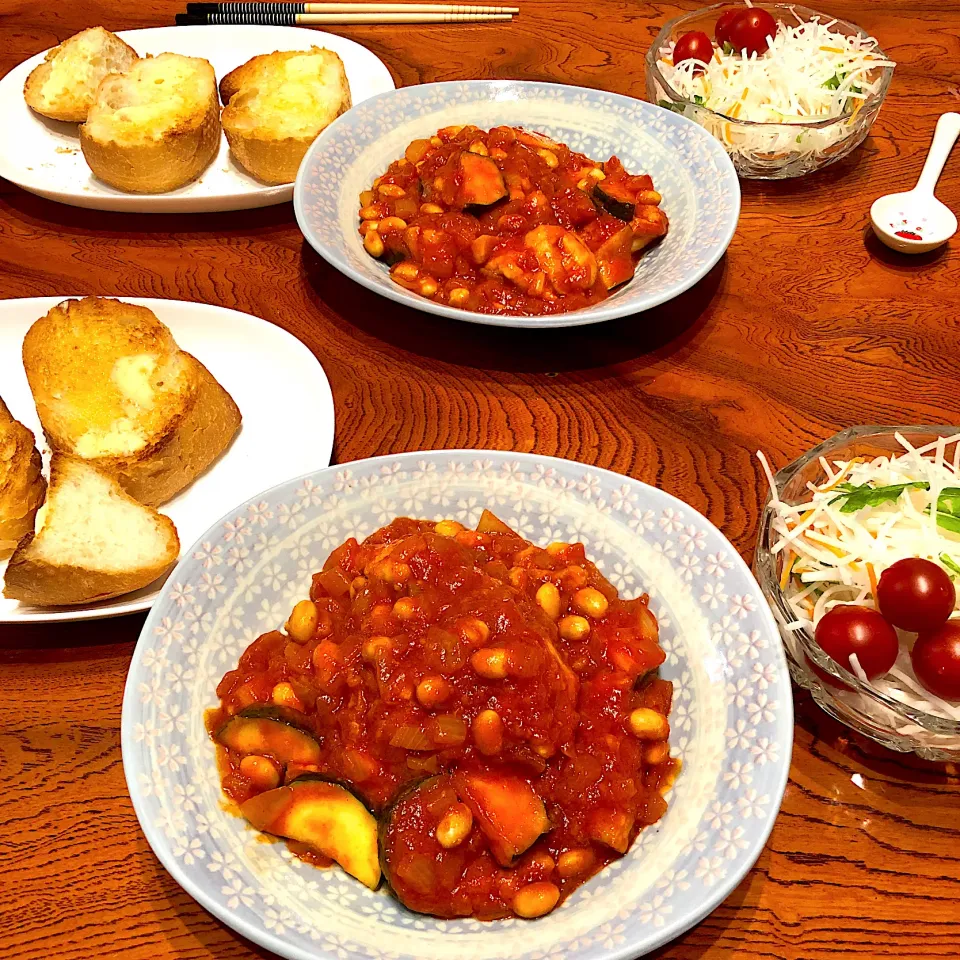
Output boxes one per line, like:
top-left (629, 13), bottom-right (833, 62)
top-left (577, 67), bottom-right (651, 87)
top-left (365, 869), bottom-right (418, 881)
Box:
top-left (176, 2), bottom-right (518, 24)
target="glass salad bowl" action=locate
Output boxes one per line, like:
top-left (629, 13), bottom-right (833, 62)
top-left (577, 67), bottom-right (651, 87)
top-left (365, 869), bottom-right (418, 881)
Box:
top-left (644, 3), bottom-right (894, 179)
top-left (754, 425), bottom-right (960, 760)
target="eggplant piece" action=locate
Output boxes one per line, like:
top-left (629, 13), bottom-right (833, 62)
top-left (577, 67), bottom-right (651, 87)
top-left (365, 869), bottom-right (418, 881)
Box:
top-left (457, 152), bottom-right (507, 207)
top-left (453, 769), bottom-right (550, 867)
top-left (241, 776), bottom-right (381, 889)
top-left (594, 225), bottom-right (637, 291)
top-left (592, 181), bottom-right (637, 222)
top-left (216, 706), bottom-right (321, 765)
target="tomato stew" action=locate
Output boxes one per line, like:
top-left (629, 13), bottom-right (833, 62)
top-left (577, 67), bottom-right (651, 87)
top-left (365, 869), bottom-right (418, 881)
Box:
top-left (209, 511), bottom-right (677, 920)
top-left (357, 125), bottom-right (669, 316)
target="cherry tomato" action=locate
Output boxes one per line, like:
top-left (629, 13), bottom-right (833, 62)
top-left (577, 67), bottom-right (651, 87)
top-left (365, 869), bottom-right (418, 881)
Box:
top-left (672, 31), bottom-right (714, 72)
top-left (911, 622), bottom-right (960, 700)
top-left (727, 8), bottom-right (778, 56)
top-left (877, 558), bottom-right (956, 632)
top-left (814, 605), bottom-right (899, 679)
top-left (715, 9), bottom-right (741, 46)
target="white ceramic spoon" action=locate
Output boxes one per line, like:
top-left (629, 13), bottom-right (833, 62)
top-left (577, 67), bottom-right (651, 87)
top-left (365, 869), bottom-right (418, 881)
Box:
top-left (870, 112), bottom-right (960, 254)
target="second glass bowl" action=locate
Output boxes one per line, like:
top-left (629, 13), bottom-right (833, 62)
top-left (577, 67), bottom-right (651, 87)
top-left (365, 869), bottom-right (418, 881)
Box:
top-left (644, 3), bottom-right (894, 179)
top-left (754, 425), bottom-right (960, 760)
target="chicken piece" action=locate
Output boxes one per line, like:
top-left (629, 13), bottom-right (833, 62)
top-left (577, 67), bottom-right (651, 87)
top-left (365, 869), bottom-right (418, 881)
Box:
top-left (484, 225), bottom-right (599, 298)
top-left (630, 203), bottom-right (669, 252)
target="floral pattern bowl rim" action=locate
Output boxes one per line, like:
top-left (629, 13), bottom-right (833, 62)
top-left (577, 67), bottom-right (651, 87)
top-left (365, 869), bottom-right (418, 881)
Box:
top-left (121, 450), bottom-right (792, 960)
top-left (293, 80), bottom-right (741, 329)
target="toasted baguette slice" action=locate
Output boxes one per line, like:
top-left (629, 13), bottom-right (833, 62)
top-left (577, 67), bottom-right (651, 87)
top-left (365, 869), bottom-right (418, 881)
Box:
top-left (23, 297), bottom-right (241, 507)
top-left (0, 398), bottom-right (46, 559)
top-left (80, 53), bottom-right (220, 193)
top-left (23, 27), bottom-right (138, 123)
top-left (3, 454), bottom-right (179, 606)
top-left (220, 47), bottom-right (351, 185)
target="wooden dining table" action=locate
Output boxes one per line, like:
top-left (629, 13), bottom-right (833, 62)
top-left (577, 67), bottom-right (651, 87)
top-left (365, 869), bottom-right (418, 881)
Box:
top-left (3, 0), bottom-right (960, 957)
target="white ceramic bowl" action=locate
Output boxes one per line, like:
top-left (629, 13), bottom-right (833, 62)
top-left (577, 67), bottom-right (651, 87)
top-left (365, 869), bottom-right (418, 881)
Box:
top-left (122, 451), bottom-right (791, 960)
top-left (294, 81), bottom-right (741, 328)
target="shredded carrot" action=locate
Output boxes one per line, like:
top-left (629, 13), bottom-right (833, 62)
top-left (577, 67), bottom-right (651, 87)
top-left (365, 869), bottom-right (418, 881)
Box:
top-left (803, 532), bottom-right (845, 557)
top-left (815, 457), bottom-right (866, 493)
top-left (867, 562), bottom-right (878, 599)
top-left (713, 49), bottom-right (722, 64)
top-left (779, 552), bottom-right (796, 590)
top-left (741, 87), bottom-right (750, 101)
top-left (819, 45), bottom-right (844, 53)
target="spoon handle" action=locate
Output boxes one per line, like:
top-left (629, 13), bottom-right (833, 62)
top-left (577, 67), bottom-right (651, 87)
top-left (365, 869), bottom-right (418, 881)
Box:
top-left (916, 112), bottom-right (960, 195)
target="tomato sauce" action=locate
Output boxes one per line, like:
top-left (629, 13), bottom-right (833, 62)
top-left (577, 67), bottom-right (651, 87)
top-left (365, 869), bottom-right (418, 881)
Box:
top-left (210, 514), bottom-right (677, 920)
top-left (357, 125), bottom-right (669, 316)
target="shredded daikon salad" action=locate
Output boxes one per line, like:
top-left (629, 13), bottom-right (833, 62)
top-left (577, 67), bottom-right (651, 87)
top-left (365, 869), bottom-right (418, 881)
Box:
top-left (660, 12), bottom-right (892, 123)
top-left (654, 8), bottom-right (894, 164)
top-left (759, 432), bottom-right (960, 727)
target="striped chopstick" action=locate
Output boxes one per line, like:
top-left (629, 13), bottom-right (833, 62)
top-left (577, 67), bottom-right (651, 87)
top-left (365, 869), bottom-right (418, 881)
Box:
top-left (177, 10), bottom-right (514, 23)
top-left (186, 2), bottom-right (518, 10)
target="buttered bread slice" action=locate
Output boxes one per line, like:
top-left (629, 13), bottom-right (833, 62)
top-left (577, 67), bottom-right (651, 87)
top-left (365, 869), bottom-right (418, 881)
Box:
top-left (220, 47), bottom-right (351, 185)
top-left (3, 454), bottom-right (179, 606)
top-left (23, 297), bottom-right (241, 506)
top-left (0, 398), bottom-right (46, 559)
top-left (23, 26), bottom-right (139, 123)
top-left (80, 53), bottom-right (220, 193)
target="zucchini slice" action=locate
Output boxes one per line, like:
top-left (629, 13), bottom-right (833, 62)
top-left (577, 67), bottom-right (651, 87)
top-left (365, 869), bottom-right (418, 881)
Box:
top-left (592, 181), bottom-right (636, 222)
top-left (216, 706), bottom-right (321, 765)
top-left (457, 152), bottom-right (507, 207)
top-left (379, 775), bottom-right (478, 918)
top-left (453, 768), bottom-right (550, 867)
top-left (241, 776), bottom-right (381, 889)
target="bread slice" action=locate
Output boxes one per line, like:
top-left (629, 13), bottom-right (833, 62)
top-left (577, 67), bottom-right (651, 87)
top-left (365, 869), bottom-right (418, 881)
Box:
top-left (80, 53), bottom-right (220, 193)
top-left (220, 47), bottom-right (351, 185)
top-left (3, 454), bottom-right (179, 606)
top-left (23, 297), bottom-right (241, 507)
top-left (0, 398), bottom-right (46, 559)
top-left (23, 26), bottom-right (138, 123)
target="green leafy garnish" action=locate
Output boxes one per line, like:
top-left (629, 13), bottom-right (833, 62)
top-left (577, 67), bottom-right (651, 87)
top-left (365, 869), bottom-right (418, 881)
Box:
top-left (940, 554), bottom-right (960, 578)
top-left (824, 74), bottom-right (842, 90)
top-left (722, 41), bottom-right (734, 55)
top-left (832, 481), bottom-right (928, 513)
top-left (693, 94), bottom-right (705, 106)
top-left (937, 487), bottom-right (960, 517)
top-left (657, 99), bottom-right (685, 115)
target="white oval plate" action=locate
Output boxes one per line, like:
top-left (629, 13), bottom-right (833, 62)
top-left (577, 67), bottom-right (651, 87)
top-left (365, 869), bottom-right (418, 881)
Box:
top-left (0, 296), bottom-right (335, 623)
top-left (0, 25), bottom-right (395, 212)
top-left (122, 451), bottom-right (792, 960)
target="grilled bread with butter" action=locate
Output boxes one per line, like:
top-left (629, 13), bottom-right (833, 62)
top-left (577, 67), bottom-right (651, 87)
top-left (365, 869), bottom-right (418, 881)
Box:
top-left (23, 297), bottom-right (241, 507)
top-left (23, 26), bottom-right (138, 123)
top-left (220, 47), bottom-right (351, 185)
top-left (0, 398), bottom-right (46, 559)
top-left (80, 53), bottom-right (220, 193)
top-left (3, 454), bottom-right (179, 606)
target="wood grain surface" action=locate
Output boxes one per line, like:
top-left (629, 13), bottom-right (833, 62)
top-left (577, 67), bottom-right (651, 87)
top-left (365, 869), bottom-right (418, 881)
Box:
top-left (3, 1), bottom-right (960, 958)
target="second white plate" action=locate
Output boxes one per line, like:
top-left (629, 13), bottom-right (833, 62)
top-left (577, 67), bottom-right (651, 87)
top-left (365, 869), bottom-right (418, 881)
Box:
top-left (0, 296), bottom-right (336, 623)
top-left (0, 25), bottom-right (396, 212)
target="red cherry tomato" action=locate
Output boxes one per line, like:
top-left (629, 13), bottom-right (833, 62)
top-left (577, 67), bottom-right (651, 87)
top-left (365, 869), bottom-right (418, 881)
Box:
top-left (911, 622), bottom-right (960, 700)
top-left (673, 31), bottom-right (714, 72)
top-left (727, 8), bottom-right (778, 56)
top-left (814, 605), bottom-right (899, 679)
top-left (877, 558), bottom-right (956, 632)
top-left (715, 9), bottom-right (741, 46)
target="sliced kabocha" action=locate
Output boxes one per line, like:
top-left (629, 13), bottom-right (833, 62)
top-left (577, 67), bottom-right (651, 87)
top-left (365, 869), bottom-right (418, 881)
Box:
top-left (452, 767), bottom-right (551, 867)
top-left (240, 775), bottom-right (381, 890)
top-left (215, 705), bottom-right (321, 765)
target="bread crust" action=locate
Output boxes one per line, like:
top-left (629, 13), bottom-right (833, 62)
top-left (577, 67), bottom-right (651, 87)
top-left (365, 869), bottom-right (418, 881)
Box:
top-left (3, 455), bottom-right (179, 606)
top-left (23, 27), bottom-right (138, 123)
top-left (0, 398), bottom-right (46, 559)
top-left (220, 47), bottom-right (351, 185)
top-left (23, 297), bottom-right (242, 507)
top-left (80, 55), bottom-right (221, 193)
